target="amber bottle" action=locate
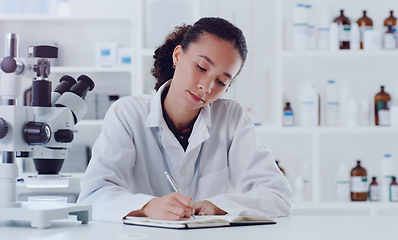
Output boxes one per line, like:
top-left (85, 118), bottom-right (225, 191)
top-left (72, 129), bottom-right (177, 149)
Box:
top-left (333, 10), bottom-right (351, 49)
top-left (350, 160), bottom-right (367, 201)
top-left (275, 160), bottom-right (285, 175)
top-left (384, 10), bottom-right (397, 30)
top-left (283, 102), bottom-right (294, 126)
top-left (368, 177), bottom-right (380, 201)
top-left (357, 10), bottom-right (373, 49)
top-left (374, 86), bottom-right (391, 126)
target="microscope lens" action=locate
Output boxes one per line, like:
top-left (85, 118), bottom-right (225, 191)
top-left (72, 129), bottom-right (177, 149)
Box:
top-left (54, 75), bottom-right (76, 94)
top-left (69, 75), bottom-right (95, 99)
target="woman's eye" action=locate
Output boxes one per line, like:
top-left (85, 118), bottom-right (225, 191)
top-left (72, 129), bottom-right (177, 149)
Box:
top-left (217, 79), bottom-right (226, 87)
top-left (196, 64), bottom-right (207, 72)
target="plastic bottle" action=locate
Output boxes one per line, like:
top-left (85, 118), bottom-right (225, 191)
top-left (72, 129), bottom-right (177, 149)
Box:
top-left (283, 102), bottom-right (294, 126)
top-left (333, 10), bottom-right (351, 49)
top-left (359, 100), bottom-right (371, 126)
top-left (306, 5), bottom-right (315, 50)
top-left (383, 25), bottom-right (396, 49)
top-left (293, 4), bottom-right (308, 51)
top-left (381, 154), bottom-right (397, 201)
top-left (347, 99), bottom-right (359, 127)
top-left (390, 176), bottom-right (398, 202)
top-left (384, 10), bottom-right (397, 33)
top-left (357, 10), bottom-right (373, 49)
top-left (350, 160), bottom-right (367, 201)
top-left (368, 177), bottom-right (380, 201)
top-left (301, 161), bottom-right (311, 201)
top-left (350, 23), bottom-right (360, 50)
top-left (298, 82), bottom-right (319, 127)
top-left (294, 174), bottom-right (304, 202)
top-left (375, 85), bottom-right (391, 126)
top-left (329, 22), bottom-right (340, 51)
top-left (336, 162), bottom-right (350, 202)
top-left (325, 80), bottom-right (340, 126)
top-left (318, 13), bottom-right (330, 50)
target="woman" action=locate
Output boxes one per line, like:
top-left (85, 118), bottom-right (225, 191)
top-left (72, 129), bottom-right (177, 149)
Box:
top-left (77, 17), bottom-right (293, 222)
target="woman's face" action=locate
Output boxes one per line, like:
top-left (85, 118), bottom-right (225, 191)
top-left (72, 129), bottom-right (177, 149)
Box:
top-left (169, 32), bottom-right (243, 112)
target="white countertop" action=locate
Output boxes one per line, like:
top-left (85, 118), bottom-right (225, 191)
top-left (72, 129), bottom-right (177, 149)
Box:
top-left (1, 216), bottom-right (397, 240)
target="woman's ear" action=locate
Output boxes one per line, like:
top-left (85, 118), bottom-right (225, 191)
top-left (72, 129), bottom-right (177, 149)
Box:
top-left (172, 45), bottom-right (183, 66)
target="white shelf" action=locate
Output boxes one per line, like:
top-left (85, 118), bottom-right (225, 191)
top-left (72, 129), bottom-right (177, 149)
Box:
top-left (256, 126), bottom-right (398, 134)
top-left (51, 66), bottom-right (133, 74)
top-left (0, 15), bottom-right (132, 21)
top-left (282, 49), bottom-right (398, 58)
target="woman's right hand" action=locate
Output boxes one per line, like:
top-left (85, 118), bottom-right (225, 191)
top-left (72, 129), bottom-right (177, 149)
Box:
top-left (127, 192), bottom-right (194, 220)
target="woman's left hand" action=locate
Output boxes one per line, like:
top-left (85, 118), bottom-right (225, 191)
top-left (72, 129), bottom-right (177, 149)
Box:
top-left (193, 200), bottom-right (227, 216)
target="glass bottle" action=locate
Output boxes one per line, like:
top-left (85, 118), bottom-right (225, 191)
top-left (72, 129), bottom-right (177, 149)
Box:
top-left (357, 10), bottom-right (373, 49)
top-left (350, 160), bottom-right (367, 201)
top-left (368, 176), bottom-right (380, 201)
top-left (375, 86), bottom-right (391, 126)
top-left (333, 10), bottom-right (351, 49)
top-left (275, 160), bottom-right (285, 175)
top-left (390, 176), bottom-right (398, 202)
top-left (283, 102), bottom-right (294, 126)
top-left (384, 10), bottom-right (397, 32)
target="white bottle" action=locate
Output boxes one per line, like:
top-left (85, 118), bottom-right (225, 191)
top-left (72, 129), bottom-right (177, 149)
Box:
top-left (347, 99), bottom-right (359, 127)
top-left (298, 82), bottom-right (319, 127)
top-left (293, 4), bottom-right (309, 51)
top-left (318, 12), bottom-right (330, 50)
top-left (306, 5), bottom-right (316, 50)
top-left (294, 174), bottom-right (304, 202)
top-left (390, 100), bottom-right (398, 127)
top-left (350, 23), bottom-right (360, 50)
top-left (329, 22), bottom-right (340, 51)
top-left (381, 154), bottom-right (397, 201)
top-left (301, 161), bottom-right (311, 201)
top-left (325, 80), bottom-right (340, 126)
top-left (336, 162), bottom-right (350, 202)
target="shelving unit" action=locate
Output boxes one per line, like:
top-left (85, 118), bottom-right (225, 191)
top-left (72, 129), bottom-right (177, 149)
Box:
top-left (265, 0), bottom-right (398, 215)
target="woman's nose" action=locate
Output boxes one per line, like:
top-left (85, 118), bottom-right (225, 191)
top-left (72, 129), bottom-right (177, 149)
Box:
top-left (198, 78), bottom-right (212, 94)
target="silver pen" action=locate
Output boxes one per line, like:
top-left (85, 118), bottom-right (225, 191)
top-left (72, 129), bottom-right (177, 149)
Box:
top-left (164, 171), bottom-right (196, 219)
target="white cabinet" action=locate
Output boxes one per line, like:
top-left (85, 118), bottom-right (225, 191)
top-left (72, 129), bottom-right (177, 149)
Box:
top-left (260, 0), bottom-right (398, 215)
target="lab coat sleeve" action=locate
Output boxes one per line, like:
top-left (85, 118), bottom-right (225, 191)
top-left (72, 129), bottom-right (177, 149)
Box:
top-left (206, 105), bottom-right (294, 218)
top-left (77, 101), bottom-right (155, 223)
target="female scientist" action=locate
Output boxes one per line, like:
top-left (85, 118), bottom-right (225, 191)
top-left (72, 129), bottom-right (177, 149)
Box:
top-left (77, 17), bottom-right (293, 222)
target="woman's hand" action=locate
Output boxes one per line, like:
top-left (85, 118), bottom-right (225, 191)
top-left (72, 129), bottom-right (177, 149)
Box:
top-left (194, 200), bottom-right (227, 216)
top-left (126, 192), bottom-right (194, 220)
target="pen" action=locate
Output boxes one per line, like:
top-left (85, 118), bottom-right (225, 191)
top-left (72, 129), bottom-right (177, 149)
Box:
top-left (164, 171), bottom-right (196, 220)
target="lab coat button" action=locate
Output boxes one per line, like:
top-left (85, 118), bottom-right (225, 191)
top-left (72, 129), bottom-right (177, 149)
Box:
top-left (180, 167), bottom-right (186, 176)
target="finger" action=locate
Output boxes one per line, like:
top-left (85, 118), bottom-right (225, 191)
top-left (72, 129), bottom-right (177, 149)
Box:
top-left (167, 205), bottom-right (189, 220)
top-left (172, 193), bottom-right (193, 208)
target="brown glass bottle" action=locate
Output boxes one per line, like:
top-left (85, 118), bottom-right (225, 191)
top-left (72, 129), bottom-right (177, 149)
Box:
top-left (275, 160), bottom-right (285, 175)
top-left (368, 176), bottom-right (380, 201)
top-left (357, 10), bottom-right (373, 49)
top-left (374, 86), bottom-right (391, 126)
top-left (333, 10), bottom-right (351, 49)
top-left (350, 160), bottom-right (367, 201)
top-left (283, 102), bottom-right (294, 126)
top-left (384, 10), bottom-right (397, 29)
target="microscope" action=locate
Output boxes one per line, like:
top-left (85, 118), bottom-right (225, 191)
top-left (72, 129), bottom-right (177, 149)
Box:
top-left (0, 33), bottom-right (94, 228)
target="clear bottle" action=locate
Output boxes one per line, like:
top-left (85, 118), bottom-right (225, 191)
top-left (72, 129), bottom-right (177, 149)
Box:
top-left (375, 86), bottom-right (391, 126)
top-left (357, 10), bottom-right (373, 49)
top-left (384, 10), bottom-right (397, 33)
top-left (283, 102), bottom-right (294, 126)
top-left (381, 154), bottom-right (396, 201)
top-left (368, 177), bottom-right (380, 201)
top-left (336, 162), bottom-right (350, 202)
top-left (325, 80), bottom-right (340, 126)
top-left (383, 25), bottom-right (396, 49)
top-left (333, 10), bottom-right (351, 49)
top-left (390, 176), bottom-right (398, 202)
top-left (275, 160), bottom-right (285, 175)
top-left (350, 160), bottom-right (367, 201)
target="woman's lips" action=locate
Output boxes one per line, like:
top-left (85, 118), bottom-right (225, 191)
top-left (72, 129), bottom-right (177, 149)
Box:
top-left (188, 91), bottom-right (204, 103)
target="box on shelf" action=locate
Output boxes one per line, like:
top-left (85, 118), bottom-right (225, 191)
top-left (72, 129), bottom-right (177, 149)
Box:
top-left (95, 41), bottom-right (118, 67)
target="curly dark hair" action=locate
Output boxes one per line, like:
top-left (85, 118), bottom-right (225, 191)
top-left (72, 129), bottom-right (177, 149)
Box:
top-left (151, 17), bottom-right (248, 91)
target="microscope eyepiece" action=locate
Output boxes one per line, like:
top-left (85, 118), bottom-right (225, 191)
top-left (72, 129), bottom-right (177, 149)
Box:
top-left (69, 75), bottom-right (95, 99)
top-left (54, 75), bottom-right (77, 95)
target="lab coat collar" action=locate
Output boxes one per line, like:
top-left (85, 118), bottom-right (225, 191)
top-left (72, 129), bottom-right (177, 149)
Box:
top-left (145, 80), bottom-right (212, 130)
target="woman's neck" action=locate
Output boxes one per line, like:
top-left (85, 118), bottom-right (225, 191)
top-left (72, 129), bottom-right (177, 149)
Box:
top-left (162, 87), bottom-right (199, 132)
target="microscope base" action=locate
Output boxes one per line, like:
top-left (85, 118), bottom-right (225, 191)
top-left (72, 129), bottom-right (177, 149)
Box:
top-left (0, 201), bottom-right (92, 229)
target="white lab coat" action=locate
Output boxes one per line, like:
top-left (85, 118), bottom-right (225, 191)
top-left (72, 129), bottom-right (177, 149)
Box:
top-left (77, 81), bottom-right (293, 223)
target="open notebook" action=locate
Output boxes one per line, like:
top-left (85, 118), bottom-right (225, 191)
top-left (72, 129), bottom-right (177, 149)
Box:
top-left (123, 215), bottom-right (276, 229)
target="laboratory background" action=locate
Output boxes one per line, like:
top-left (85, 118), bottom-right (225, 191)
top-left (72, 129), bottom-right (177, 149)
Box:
top-left (1, 0), bottom-right (398, 219)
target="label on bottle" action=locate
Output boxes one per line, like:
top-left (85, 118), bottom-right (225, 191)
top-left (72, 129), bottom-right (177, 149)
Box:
top-left (283, 110), bottom-right (294, 126)
top-left (338, 25), bottom-right (351, 41)
top-left (390, 185), bottom-right (398, 201)
top-left (383, 33), bottom-right (397, 49)
top-left (369, 185), bottom-right (380, 201)
top-left (379, 109), bottom-right (391, 125)
top-left (350, 176), bottom-right (368, 193)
